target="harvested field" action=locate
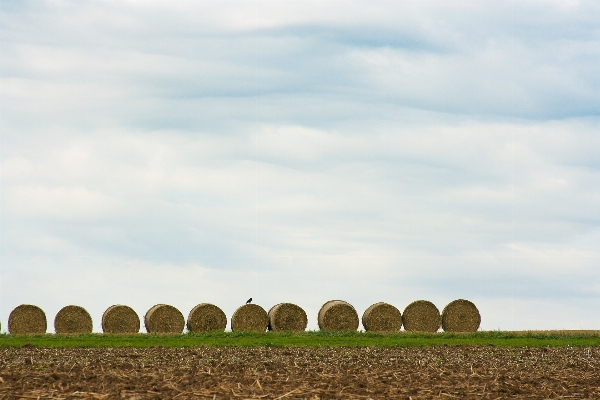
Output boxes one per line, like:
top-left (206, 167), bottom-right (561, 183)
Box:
top-left (1, 346), bottom-right (599, 399)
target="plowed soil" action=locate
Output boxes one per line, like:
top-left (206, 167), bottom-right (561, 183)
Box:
top-left (1, 346), bottom-right (599, 399)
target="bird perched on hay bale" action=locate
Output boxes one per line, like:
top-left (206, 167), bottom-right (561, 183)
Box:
top-left (246, 298), bottom-right (252, 304)
top-left (231, 304), bottom-right (268, 332)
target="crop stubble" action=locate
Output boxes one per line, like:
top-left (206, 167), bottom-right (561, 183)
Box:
top-left (1, 346), bottom-right (599, 399)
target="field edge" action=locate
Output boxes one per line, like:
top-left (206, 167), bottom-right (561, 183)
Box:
top-left (1, 330), bottom-right (600, 348)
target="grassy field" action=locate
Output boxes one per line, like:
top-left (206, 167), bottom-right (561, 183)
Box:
top-left (2, 330), bottom-right (600, 347)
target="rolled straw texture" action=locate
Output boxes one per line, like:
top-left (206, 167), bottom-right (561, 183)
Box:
top-left (54, 305), bottom-right (93, 334)
top-left (187, 303), bottom-right (227, 332)
top-left (8, 304), bottom-right (47, 335)
top-left (231, 304), bottom-right (268, 332)
top-left (441, 299), bottom-right (481, 332)
top-left (268, 303), bottom-right (307, 332)
top-left (101, 305), bottom-right (140, 334)
top-left (402, 300), bottom-right (441, 332)
top-left (144, 304), bottom-right (185, 334)
top-left (361, 302), bottom-right (402, 332)
top-left (318, 300), bottom-right (359, 332)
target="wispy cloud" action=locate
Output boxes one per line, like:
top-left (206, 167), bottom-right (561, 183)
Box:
top-left (1, 1), bottom-right (599, 331)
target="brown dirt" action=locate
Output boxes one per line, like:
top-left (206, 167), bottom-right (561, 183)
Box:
top-left (1, 346), bottom-right (599, 399)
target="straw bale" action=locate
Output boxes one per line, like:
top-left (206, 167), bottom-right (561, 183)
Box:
top-left (318, 300), bottom-right (359, 332)
top-left (231, 304), bottom-right (268, 332)
top-left (267, 303), bottom-right (307, 332)
top-left (144, 304), bottom-right (185, 334)
top-left (8, 304), bottom-right (47, 335)
top-left (361, 302), bottom-right (402, 332)
top-left (54, 305), bottom-right (93, 334)
top-left (441, 299), bottom-right (481, 332)
top-left (101, 305), bottom-right (140, 334)
top-left (187, 303), bottom-right (227, 332)
top-left (402, 300), bottom-right (441, 333)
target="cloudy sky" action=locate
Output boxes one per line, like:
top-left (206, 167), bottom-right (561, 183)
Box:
top-left (1, 0), bottom-right (599, 332)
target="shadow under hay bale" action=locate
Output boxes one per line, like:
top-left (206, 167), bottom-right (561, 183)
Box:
top-left (318, 300), bottom-right (359, 332)
top-left (231, 304), bottom-right (268, 332)
top-left (8, 304), bottom-right (47, 335)
top-left (402, 300), bottom-right (441, 333)
top-left (362, 302), bottom-right (402, 332)
top-left (268, 303), bottom-right (307, 332)
top-left (102, 305), bottom-right (140, 334)
top-left (187, 303), bottom-right (227, 332)
top-left (144, 304), bottom-right (185, 334)
top-left (54, 305), bottom-right (93, 334)
top-left (442, 299), bottom-right (481, 332)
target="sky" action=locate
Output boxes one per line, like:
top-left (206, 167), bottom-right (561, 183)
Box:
top-left (1, 0), bottom-right (599, 332)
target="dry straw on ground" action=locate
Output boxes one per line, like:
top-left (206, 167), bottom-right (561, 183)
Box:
top-left (318, 300), bottom-right (359, 332)
top-left (187, 303), bottom-right (227, 332)
top-left (54, 305), bottom-right (93, 334)
top-left (361, 302), bottom-right (402, 332)
top-left (101, 305), bottom-right (140, 334)
top-left (402, 300), bottom-right (441, 332)
top-left (441, 299), bottom-right (481, 332)
top-left (8, 304), bottom-right (47, 335)
top-left (267, 303), bottom-right (308, 332)
top-left (231, 304), bottom-right (268, 332)
top-left (144, 304), bottom-right (185, 334)
top-left (4, 347), bottom-right (599, 399)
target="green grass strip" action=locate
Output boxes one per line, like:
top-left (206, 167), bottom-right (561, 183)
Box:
top-left (2, 331), bottom-right (600, 348)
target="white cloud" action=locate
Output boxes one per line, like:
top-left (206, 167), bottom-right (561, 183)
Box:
top-left (1, 1), bottom-right (599, 331)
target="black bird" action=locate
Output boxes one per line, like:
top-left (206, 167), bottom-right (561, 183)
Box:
top-left (246, 298), bottom-right (252, 304)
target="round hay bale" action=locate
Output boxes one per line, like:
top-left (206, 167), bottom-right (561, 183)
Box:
top-left (54, 305), bottom-right (93, 334)
top-left (231, 304), bottom-right (268, 332)
top-left (318, 300), bottom-right (359, 332)
top-left (101, 305), bottom-right (140, 334)
top-left (8, 304), bottom-right (47, 335)
top-left (361, 302), bottom-right (402, 332)
top-left (187, 303), bottom-right (227, 332)
top-left (402, 300), bottom-right (441, 333)
top-left (441, 299), bottom-right (481, 332)
top-left (144, 304), bottom-right (185, 334)
top-left (268, 303), bottom-right (307, 332)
